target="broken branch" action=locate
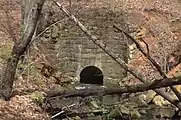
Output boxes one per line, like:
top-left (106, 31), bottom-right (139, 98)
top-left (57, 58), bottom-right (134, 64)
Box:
top-left (113, 25), bottom-right (181, 101)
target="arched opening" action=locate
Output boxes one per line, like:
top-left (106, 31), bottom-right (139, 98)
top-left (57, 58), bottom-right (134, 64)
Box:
top-left (80, 66), bottom-right (103, 85)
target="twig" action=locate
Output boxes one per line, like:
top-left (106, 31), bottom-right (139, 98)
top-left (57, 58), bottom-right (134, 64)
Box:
top-left (26, 17), bottom-right (70, 51)
top-left (113, 25), bottom-right (165, 77)
top-left (113, 25), bottom-right (181, 101)
top-left (51, 109), bottom-right (107, 119)
top-left (140, 38), bottom-right (149, 55)
top-left (51, 103), bottom-right (82, 119)
top-left (51, 110), bottom-right (65, 119)
top-left (53, 0), bottom-right (181, 109)
top-left (18, 57), bottom-right (41, 76)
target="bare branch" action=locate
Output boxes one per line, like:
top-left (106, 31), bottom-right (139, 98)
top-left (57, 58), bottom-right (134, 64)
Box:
top-left (140, 38), bottom-right (149, 55)
top-left (113, 25), bottom-right (181, 101)
top-left (113, 25), bottom-right (165, 77)
top-left (51, 109), bottom-right (106, 119)
top-left (25, 17), bottom-right (70, 52)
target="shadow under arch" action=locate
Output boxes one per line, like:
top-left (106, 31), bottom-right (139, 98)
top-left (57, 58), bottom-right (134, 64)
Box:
top-left (80, 65), bottom-right (104, 85)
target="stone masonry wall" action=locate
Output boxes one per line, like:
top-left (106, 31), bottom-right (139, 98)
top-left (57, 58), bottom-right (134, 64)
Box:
top-left (34, 8), bottom-right (128, 86)
top-left (56, 36), bottom-right (128, 85)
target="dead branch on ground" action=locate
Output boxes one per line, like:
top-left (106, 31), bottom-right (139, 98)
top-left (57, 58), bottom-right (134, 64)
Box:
top-left (47, 76), bottom-right (181, 98)
top-left (51, 109), bottom-right (106, 119)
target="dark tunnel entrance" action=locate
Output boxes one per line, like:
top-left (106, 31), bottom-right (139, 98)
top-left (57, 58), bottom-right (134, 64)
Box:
top-left (80, 66), bottom-right (104, 85)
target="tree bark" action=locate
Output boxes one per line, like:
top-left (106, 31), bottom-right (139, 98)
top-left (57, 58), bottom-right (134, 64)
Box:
top-left (47, 76), bottom-right (181, 98)
top-left (0, 0), bottom-right (45, 100)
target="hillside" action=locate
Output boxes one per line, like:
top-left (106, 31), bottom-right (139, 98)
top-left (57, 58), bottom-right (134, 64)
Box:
top-left (0, 0), bottom-right (181, 119)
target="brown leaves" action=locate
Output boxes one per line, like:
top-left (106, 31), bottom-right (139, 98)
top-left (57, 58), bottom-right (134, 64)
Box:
top-left (0, 0), bottom-right (21, 42)
top-left (0, 95), bottom-right (50, 120)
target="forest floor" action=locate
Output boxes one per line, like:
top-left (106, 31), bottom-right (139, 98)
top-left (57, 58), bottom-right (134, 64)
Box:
top-left (0, 0), bottom-right (181, 119)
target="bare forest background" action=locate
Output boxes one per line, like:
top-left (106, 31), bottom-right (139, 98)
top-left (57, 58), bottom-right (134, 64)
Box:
top-left (0, 0), bottom-right (181, 119)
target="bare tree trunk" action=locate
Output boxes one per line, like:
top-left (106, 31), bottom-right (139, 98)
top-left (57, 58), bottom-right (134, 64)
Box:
top-left (0, 0), bottom-right (45, 100)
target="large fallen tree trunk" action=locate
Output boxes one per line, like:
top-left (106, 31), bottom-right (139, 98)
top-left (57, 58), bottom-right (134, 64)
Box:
top-left (47, 76), bottom-right (181, 98)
